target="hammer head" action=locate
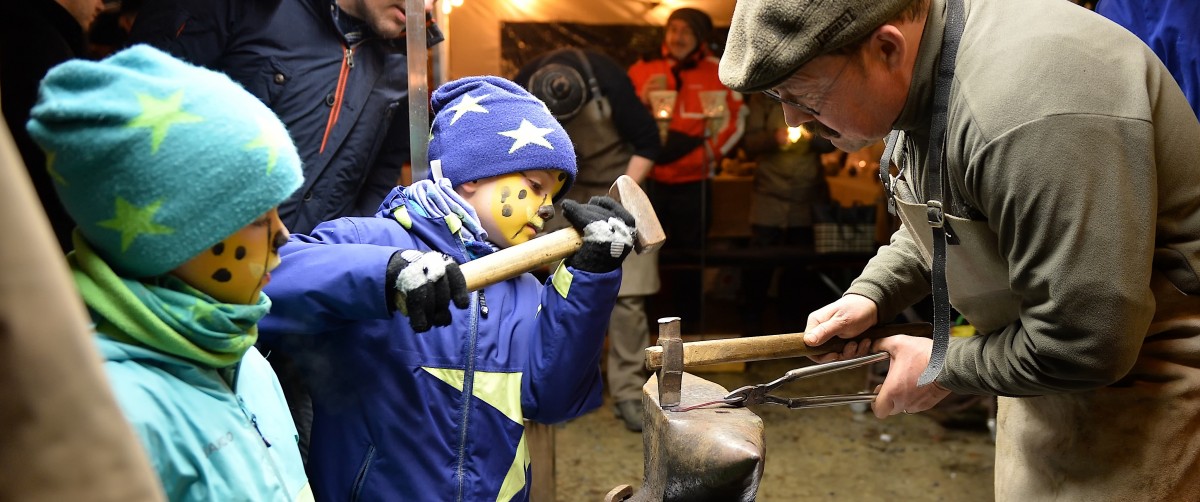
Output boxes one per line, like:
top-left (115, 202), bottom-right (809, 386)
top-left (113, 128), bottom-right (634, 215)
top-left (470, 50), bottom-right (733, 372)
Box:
top-left (607, 175), bottom-right (666, 253)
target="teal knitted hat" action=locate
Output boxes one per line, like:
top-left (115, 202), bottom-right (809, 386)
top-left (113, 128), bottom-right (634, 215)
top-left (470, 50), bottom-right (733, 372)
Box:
top-left (27, 45), bottom-right (303, 278)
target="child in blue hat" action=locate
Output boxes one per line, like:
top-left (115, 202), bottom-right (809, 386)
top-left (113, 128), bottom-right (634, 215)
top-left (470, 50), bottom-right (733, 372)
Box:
top-left (27, 45), bottom-right (311, 500)
top-left (256, 75), bottom-right (636, 501)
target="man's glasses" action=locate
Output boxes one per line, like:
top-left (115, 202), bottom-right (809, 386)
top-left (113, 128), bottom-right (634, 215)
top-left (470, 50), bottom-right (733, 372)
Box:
top-left (761, 89), bottom-right (822, 117)
top-left (760, 57), bottom-right (853, 118)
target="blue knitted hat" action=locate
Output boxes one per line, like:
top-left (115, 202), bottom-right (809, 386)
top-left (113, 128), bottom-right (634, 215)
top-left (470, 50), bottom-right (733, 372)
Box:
top-left (27, 45), bottom-right (303, 278)
top-left (427, 76), bottom-right (576, 201)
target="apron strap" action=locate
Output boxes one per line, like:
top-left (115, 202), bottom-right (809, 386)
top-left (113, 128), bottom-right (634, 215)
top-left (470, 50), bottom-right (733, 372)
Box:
top-left (880, 0), bottom-right (965, 387)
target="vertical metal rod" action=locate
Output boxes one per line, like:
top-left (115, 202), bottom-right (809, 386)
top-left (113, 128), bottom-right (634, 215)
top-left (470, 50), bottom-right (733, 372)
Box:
top-left (406, 0), bottom-right (430, 182)
top-left (657, 316), bottom-right (683, 408)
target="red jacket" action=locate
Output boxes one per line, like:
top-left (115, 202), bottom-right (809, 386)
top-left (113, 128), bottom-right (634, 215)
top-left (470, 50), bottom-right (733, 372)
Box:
top-left (628, 52), bottom-right (746, 184)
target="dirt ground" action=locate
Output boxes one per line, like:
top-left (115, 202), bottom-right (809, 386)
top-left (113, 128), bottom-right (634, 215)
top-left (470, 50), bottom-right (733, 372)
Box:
top-left (552, 358), bottom-right (996, 501)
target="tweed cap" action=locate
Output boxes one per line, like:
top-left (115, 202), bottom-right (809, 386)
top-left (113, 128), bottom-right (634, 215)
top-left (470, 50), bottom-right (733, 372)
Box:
top-left (719, 0), bottom-right (912, 92)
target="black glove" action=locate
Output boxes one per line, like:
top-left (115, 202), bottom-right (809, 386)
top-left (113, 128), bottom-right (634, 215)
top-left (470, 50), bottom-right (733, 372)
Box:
top-left (387, 250), bottom-right (470, 332)
top-left (563, 196), bottom-right (636, 273)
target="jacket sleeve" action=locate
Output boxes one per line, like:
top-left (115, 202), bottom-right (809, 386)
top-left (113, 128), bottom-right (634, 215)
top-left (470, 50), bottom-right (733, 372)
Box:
top-left (711, 85), bottom-right (748, 157)
top-left (845, 223), bottom-right (934, 324)
top-left (127, 0), bottom-right (260, 67)
top-left (354, 106), bottom-right (409, 217)
top-left (599, 55), bottom-right (662, 161)
top-left (935, 114), bottom-right (1156, 396)
top-left (520, 264), bottom-right (622, 423)
top-left (258, 218), bottom-right (413, 345)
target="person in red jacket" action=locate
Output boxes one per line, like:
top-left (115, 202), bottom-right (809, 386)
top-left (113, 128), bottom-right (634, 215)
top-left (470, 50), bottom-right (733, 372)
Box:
top-left (628, 7), bottom-right (746, 333)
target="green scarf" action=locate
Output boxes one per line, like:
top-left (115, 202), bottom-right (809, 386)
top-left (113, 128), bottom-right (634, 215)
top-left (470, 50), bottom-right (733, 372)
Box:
top-left (69, 235), bottom-right (270, 368)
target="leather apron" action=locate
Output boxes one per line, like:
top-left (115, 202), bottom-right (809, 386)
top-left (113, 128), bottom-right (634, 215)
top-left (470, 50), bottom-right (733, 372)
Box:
top-left (546, 80), bottom-right (659, 297)
top-left (885, 1), bottom-right (1200, 497)
top-left (893, 164), bottom-right (1200, 500)
top-left (886, 0), bottom-right (1200, 471)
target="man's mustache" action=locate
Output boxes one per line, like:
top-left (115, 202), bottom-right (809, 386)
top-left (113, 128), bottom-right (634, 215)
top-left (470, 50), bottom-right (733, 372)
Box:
top-left (808, 121), bottom-right (841, 139)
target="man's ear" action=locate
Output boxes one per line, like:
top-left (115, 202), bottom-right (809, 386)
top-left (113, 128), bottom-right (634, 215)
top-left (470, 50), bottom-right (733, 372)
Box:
top-left (870, 24), bottom-right (909, 71)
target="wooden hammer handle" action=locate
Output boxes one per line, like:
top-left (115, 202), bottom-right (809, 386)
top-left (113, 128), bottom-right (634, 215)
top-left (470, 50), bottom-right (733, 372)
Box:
top-left (644, 322), bottom-right (933, 371)
top-left (458, 227), bottom-right (583, 291)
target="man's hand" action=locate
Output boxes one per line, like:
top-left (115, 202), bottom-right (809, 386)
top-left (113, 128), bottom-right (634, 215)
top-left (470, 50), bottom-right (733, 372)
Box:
top-left (563, 197), bottom-right (636, 273)
top-left (870, 336), bottom-right (953, 418)
top-left (390, 250), bottom-right (469, 332)
top-left (804, 294), bottom-right (880, 363)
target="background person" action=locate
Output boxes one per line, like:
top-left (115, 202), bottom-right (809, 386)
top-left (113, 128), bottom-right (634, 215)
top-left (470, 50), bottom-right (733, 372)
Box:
top-left (129, 0), bottom-right (445, 459)
top-left (514, 46), bottom-right (662, 432)
top-left (627, 7), bottom-right (746, 334)
top-left (720, 0), bottom-right (1200, 499)
top-left (1, 0), bottom-right (105, 252)
top-left (738, 92), bottom-right (835, 337)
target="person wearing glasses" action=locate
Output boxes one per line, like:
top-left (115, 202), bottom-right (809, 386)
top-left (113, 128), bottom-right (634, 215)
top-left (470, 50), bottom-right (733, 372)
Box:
top-left (720, 0), bottom-right (1200, 500)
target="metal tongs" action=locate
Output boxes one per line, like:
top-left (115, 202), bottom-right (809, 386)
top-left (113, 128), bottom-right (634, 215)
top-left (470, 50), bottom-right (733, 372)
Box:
top-left (674, 352), bottom-right (888, 412)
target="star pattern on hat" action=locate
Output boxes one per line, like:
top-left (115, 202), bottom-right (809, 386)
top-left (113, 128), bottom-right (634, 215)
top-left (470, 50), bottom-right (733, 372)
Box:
top-left (447, 92), bottom-right (490, 125)
top-left (127, 90), bottom-right (204, 154)
top-left (98, 196), bottom-right (176, 252)
top-left (245, 117), bottom-right (291, 174)
top-left (498, 119), bottom-right (555, 154)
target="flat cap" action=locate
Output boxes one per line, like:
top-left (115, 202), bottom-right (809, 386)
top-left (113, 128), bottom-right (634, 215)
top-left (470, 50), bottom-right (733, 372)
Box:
top-left (719, 0), bottom-right (912, 92)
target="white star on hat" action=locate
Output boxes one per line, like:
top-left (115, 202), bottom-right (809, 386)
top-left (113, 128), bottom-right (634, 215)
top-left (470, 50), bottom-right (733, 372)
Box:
top-left (447, 92), bottom-right (490, 125)
top-left (498, 119), bottom-right (555, 154)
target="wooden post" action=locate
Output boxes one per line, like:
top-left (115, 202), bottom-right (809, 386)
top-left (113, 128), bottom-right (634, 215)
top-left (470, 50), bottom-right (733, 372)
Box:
top-left (527, 421), bottom-right (556, 502)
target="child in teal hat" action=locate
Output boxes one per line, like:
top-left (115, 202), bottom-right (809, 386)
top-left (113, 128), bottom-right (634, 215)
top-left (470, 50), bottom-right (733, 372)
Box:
top-left (27, 45), bottom-right (311, 501)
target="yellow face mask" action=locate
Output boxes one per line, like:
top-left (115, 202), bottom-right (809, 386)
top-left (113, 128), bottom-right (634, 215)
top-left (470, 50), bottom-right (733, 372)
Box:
top-left (472, 170), bottom-right (567, 248)
top-left (172, 208), bottom-right (289, 304)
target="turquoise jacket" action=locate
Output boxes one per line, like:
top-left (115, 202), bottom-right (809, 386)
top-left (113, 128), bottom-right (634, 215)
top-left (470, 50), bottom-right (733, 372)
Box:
top-left (97, 337), bottom-right (312, 501)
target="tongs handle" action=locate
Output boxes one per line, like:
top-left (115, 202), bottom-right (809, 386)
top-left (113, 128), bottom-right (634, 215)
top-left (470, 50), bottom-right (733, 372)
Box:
top-left (768, 392), bottom-right (878, 410)
top-left (773, 352), bottom-right (890, 386)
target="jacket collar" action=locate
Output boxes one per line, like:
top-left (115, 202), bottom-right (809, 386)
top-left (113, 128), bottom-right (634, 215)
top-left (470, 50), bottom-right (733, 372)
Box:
top-left (893, 0), bottom-right (948, 135)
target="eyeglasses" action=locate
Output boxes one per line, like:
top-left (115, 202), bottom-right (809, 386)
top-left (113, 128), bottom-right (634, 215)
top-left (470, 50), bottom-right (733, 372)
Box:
top-left (760, 57), bottom-right (853, 118)
top-left (760, 89), bottom-right (822, 117)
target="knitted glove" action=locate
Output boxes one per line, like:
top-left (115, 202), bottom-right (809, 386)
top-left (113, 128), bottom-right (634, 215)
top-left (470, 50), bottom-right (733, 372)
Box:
top-left (563, 197), bottom-right (636, 273)
top-left (388, 250), bottom-right (470, 332)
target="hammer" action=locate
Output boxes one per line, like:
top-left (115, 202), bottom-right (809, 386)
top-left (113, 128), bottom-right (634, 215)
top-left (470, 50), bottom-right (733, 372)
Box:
top-left (458, 175), bottom-right (665, 291)
top-left (644, 322), bottom-right (933, 371)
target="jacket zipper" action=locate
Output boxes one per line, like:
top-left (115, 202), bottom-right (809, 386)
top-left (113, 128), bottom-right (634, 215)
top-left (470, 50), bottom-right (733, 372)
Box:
top-left (229, 389), bottom-right (288, 495)
top-left (454, 292), bottom-right (482, 502)
top-left (320, 43), bottom-right (357, 154)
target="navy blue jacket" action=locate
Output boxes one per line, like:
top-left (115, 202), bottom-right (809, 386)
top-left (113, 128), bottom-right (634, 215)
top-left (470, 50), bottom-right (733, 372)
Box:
top-left (258, 187), bottom-right (620, 501)
top-left (130, 0), bottom-right (415, 234)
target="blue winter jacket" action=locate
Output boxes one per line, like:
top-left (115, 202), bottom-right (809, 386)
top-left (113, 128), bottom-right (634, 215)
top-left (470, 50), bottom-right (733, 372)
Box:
top-left (129, 0), bottom-right (417, 234)
top-left (98, 339), bottom-right (312, 501)
top-left (258, 187), bottom-right (620, 501)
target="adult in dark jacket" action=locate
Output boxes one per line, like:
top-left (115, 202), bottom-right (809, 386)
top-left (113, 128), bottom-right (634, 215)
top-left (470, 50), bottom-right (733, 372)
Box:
top-left (513, 47), bottom-right (662, 432)
top-left (258, 76), bottom-right (633, 501)
top-left (1, 0), bottom-right (104, 252)
top-left (129, 0), bottom-right (443, 235)
top-left (129, 0), bottom-right (444, 458)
